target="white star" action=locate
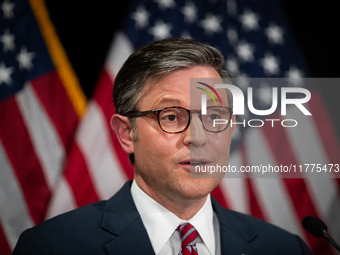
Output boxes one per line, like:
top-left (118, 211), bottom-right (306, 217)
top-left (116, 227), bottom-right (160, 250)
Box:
top-left (227, 0), bottom-right (237, 16)
top-left (239, 9), bottom-right (260, 31)
top-left (227, 28), bottom-right (238, 45)
top-left (257, 83), bottom-right (274, 106)
top-left (260, 53), bottom-right (280, 75)
top-left (149, 20), bottom-right (172, 40)
top-left (265, 23), bottom-right (284, 44)
top-left (0, 29), bottom-right (15, 52)
top-left (200, 13), bottom-right (223, 36)
top-left (236, 72), bottom-right (250, 91)
top-left (286, 66), bottom-right (304, 86)
top-left (16, 46), bottom-right (35, 70)
top-left (131, 6), bottom-right (150, 28)
top-left (236, 41), bottom-right (255, 62)
top-left (1, 0), bottom-right (15, 19)
top-left (0, 62), bottom-right (14, 86)
top-left (226, 56), bottom-right (239, 75)
top-left (181, 1), bottom-right (197, 23)
top-left (154, 0), bottom-right (176, 10)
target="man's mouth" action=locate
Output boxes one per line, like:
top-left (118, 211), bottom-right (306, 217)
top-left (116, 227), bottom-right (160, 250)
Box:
top-left (180, 159), bottom-right (212, 166)
top-left (189, 160), bottom-right (208, 166)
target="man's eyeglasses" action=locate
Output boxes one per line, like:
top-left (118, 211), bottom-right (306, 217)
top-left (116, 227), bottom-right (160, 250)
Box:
top-left (125, 106), bottom-right (233, 134)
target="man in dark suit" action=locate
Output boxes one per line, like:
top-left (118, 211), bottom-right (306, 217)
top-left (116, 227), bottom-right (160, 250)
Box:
top-left (13, 38), bottom-right (312, 255)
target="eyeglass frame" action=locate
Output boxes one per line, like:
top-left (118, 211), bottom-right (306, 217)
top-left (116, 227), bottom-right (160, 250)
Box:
top-left (125, 106), bottom-right (233, 134)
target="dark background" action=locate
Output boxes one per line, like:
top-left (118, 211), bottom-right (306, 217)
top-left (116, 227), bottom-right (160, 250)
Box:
top-left (44, 0), bottom-right (340, 140)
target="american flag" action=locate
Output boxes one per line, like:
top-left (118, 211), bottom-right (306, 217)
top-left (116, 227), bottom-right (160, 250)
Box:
top-left (0, 0), bottom-right (87, 253)
top-left (1, 0), bottom-right (340, 254)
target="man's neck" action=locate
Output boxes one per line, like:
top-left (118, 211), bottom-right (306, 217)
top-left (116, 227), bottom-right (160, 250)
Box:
top-left (134, 177), bottom-right (208, 220)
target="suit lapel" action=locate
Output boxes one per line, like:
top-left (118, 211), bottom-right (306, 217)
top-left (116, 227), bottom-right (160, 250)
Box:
top-left (212, 198), bottom-right (257, 255)
top-left (101, 182), bottom-right (259, 255)
top-left (103, 217), bottom-right (155, 255)
top-left (101, 181), bottom-right (155, 255)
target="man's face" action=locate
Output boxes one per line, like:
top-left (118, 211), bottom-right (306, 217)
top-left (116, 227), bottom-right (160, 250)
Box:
top-left (132, 66), bottom-right (235, 204)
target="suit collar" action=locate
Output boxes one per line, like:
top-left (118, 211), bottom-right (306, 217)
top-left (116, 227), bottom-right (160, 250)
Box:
top-left (100, 181), bottom-right (258, 255)
top-left (212, 197), bottom-right (258, 255)
top-left (101, 181), bottom-right (155, 255)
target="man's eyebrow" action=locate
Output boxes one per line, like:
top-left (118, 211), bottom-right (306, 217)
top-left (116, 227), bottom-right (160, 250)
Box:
top-left (206, 97), bottom-right (222, 105)
top-left (206, 98), bottom-right (216, 103)
top-left (155, 98), bottom-right (183, 107)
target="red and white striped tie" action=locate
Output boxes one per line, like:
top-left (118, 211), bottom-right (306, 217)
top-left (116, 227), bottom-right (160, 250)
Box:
top-left (178, 223), bottom-right (199, 255)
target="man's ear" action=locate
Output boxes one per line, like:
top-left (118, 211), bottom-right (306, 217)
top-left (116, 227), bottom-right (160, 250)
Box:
top-left (110, 114), bottom-right (135, 154)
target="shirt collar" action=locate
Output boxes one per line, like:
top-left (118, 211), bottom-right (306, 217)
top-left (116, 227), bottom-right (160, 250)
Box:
top-left (131, 180), bottom-right (215, 255)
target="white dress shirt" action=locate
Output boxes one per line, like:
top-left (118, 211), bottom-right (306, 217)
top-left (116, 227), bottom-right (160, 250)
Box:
top-left (131, 180), bottom-right (221, 255)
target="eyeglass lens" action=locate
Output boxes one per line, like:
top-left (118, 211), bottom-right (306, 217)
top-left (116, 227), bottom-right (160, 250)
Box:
top-left (158, 107), bottom-right (230, 133)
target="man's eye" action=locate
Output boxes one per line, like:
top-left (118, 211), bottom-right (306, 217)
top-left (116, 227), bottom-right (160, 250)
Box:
top-left (162, 114), bottom-right (178, 122)
top-left (208, 114), bottom-right (219, 120)
top-left (167, 115), bottom-right (177, 121)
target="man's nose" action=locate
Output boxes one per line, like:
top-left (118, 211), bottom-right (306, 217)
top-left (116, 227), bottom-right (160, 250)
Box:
top-left (184, 115), bottom-right (207, 146)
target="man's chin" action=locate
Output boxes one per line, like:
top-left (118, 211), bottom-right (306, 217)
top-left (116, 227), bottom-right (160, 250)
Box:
top-left (178, 178), bottom-right (221, 199)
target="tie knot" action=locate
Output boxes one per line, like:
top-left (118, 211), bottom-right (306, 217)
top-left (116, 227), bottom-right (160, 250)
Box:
top-left (177, 223), bottom-right (198, 250)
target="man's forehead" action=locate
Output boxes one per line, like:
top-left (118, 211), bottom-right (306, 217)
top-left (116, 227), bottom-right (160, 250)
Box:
top-left (136, 82), bottom-right (189, 109)
top-left (191, 84), bottom-right (229, 99)
top-left (139, 84), bottom-right (230, 109)
top-left (153, 97), bottom-right (185, 108)
top-left (137, 67), bottom-right (228, 108)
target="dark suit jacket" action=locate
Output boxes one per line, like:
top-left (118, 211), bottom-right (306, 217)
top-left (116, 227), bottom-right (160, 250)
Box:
top-left (13, 181), bottom-right (312, 255)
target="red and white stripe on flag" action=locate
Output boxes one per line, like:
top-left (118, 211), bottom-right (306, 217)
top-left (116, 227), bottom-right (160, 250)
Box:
top-left (0, 0), bottom-right (86, 253)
